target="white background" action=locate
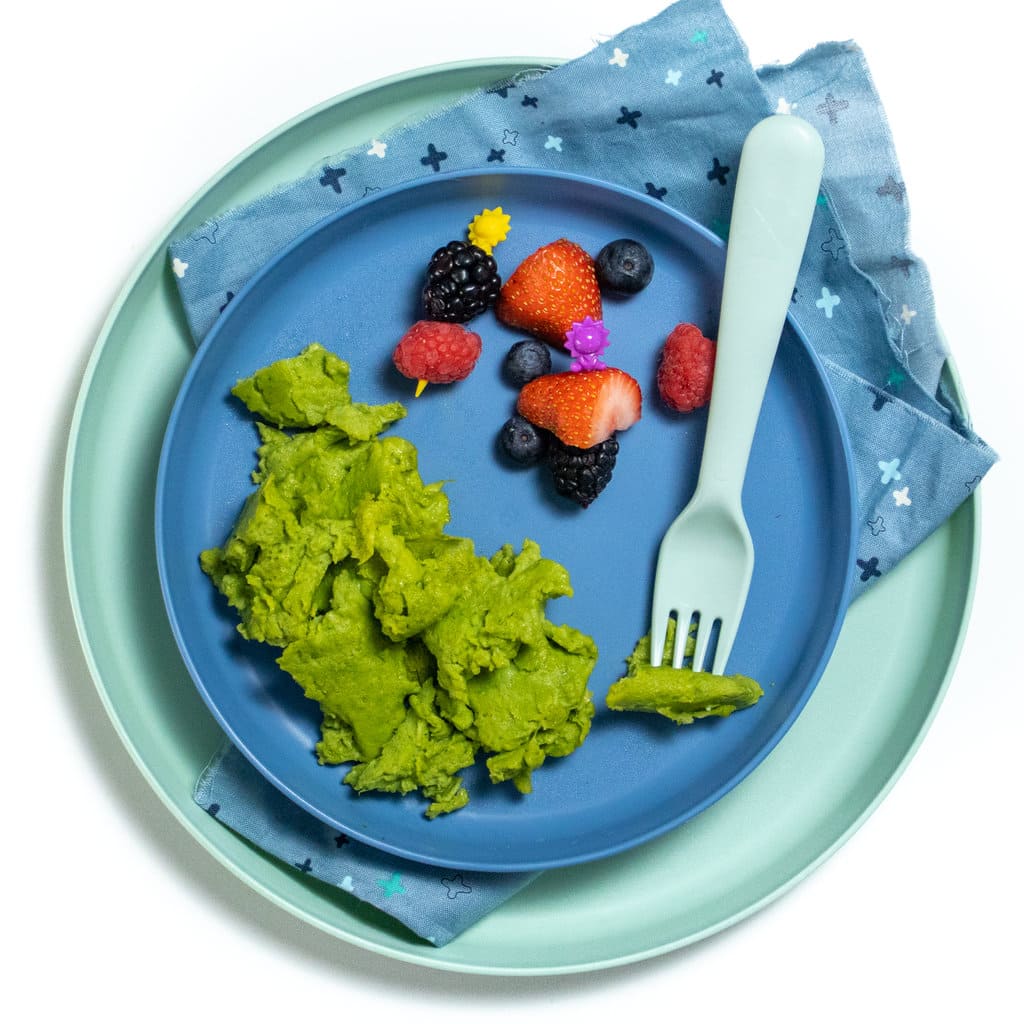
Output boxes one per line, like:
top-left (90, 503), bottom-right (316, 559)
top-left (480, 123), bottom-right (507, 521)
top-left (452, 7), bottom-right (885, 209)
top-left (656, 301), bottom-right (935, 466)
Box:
top-left (6, 0), bottom-right (1021, 1020)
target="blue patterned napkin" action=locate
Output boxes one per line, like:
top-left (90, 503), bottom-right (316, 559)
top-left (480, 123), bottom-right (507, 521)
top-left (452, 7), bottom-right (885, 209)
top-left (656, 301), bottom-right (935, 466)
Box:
top-left (196, 745), bottom-right (534, 946)
top-left (171, 0), bottom-right (996, 945)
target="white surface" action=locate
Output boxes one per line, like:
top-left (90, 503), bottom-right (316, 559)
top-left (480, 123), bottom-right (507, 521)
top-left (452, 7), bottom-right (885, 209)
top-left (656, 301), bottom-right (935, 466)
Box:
top-left (6, 0), bottom-right (1021, 1018)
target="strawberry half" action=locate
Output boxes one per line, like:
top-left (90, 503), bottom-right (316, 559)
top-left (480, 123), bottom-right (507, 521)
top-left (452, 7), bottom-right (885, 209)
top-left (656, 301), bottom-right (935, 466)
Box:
top-left (496, 239), bottom-right (603, 345)
top-left (517, 367), bottom-right (642, 448)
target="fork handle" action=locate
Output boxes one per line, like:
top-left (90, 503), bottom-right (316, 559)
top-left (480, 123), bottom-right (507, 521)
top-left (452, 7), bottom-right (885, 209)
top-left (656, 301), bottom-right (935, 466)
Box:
top-left (693, 115), bottom-right (824, 507)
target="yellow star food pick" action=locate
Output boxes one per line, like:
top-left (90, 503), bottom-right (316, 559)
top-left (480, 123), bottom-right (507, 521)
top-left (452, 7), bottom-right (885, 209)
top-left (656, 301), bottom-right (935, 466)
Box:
top-left (467, 206), bottom-right (511, 255)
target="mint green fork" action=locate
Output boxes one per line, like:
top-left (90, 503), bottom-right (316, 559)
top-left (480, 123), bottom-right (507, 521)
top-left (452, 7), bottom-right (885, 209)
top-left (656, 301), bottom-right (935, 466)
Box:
top-left (650, 114), bottom-right (825, 672)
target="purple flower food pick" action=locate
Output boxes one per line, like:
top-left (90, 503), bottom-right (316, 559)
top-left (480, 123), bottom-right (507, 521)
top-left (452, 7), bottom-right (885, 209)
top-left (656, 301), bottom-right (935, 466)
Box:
top-left (564, 316), bottom-right (611, 372)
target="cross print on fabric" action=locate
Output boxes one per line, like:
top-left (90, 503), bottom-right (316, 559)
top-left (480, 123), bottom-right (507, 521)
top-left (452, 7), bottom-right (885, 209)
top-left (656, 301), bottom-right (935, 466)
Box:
top-left (706, 69), bottom-right (725, 87)
top-left (816, 286), bottom-right (841, 318)
top-left (318, 165), bottom-right (346, 193)
top-left (197, 220), bottom-right (219, 244)
top-left (377, 872), bottom-right (406, 898)
top-left (821, 228), bottom-right (846, 260)
top-left (707, 157), bottom-right (730, 184)
top-left (616, 106), bottom-right (643, 128)
top-left (877, 176), bottom-right (907, 201)
top-left (421, 144), bottom-right (448, 172)
top-left (816, 92), bottom-right (850, 125)
top-left (878, 458), bottom-right (902, 484)
top-left (441, 874), bottom-right (473, 899)
top-left (856, 557), bottom-right (882, 581)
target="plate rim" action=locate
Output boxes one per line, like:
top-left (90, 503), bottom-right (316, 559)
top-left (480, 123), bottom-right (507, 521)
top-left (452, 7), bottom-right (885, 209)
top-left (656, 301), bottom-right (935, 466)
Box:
top-left (153, 165), bottom-right (859, 871)
top-left (62, 56), bottom-right (980, 973)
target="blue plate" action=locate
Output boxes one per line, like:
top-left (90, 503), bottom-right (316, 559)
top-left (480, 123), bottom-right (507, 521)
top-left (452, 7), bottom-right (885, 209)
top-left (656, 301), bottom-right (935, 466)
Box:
top-left (156, 168), bottom-right (856, 872)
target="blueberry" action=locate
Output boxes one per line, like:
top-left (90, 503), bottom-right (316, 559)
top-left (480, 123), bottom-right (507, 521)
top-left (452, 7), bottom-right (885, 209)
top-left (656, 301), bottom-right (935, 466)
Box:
top-left (500, 415), bottom-right (548, 465)
top-left (503, 340), bottom-right (552, 387)
top-left (595, 238), bottom-right (654, 295)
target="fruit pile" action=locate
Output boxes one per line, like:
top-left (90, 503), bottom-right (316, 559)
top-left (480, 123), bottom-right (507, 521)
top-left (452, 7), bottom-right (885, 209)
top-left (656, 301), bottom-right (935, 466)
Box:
top-left (389, 206), bottom-right (719, 510)
top-left (496, 237), bottom-right (652, 507)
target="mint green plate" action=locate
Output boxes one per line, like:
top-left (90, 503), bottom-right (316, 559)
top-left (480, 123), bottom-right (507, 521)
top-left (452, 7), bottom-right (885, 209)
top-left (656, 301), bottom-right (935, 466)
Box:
top-left (63, 58), bottom-right (979, 975)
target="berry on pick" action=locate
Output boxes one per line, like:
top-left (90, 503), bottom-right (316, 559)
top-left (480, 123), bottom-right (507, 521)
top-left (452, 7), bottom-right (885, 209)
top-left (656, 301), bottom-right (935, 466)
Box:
top-left (517, 366), bottom-right (641, 448)
top-left (496, 238), bottom-right (602, 345)
top-left (548, 435), bottom-right (620, 508)
top-left (595, 238), bottom-right (654, 294)
top-left (392, 320), bottom-right (483, 394)
top-left (503, 339), bottom-right (552, 387)
top-left (499, 414), bottom-right (549, 465)
top-left (656, 323), bottom-right (716, 412)
top-left (422, 240), bottom-right (501, 323)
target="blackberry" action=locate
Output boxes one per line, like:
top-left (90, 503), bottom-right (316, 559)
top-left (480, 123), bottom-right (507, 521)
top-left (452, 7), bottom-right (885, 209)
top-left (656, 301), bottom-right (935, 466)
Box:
top-left (548, 435), bottom-right (619, 508)
top-left (422, 240), bottom-right (501, 323)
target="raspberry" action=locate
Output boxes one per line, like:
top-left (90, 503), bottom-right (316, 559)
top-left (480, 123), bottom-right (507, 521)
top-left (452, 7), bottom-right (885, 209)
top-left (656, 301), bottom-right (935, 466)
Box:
top-left (656, 323), bottom-right (716, 412)
top-left (392, 320), bottom-right (482, 385)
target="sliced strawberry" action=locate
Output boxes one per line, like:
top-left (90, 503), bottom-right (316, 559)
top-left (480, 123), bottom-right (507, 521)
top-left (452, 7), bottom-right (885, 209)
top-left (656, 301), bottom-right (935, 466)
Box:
top-left (496, 239), bottom-right (603, 345)
top-left (516, 367), bottom-right (642, 448)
